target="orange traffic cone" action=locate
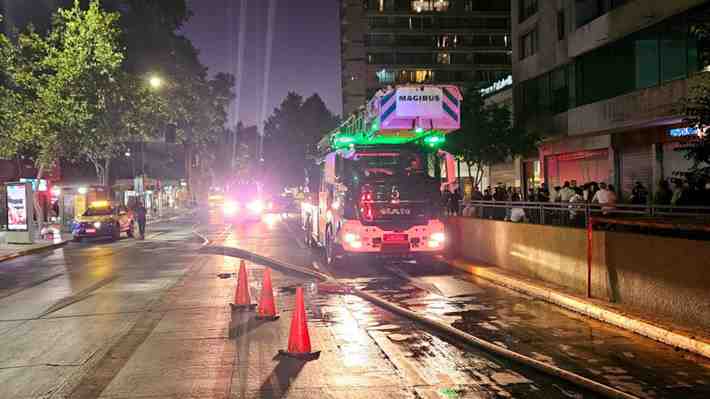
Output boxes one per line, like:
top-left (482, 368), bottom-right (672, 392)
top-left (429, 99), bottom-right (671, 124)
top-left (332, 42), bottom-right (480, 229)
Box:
top-left (256, 268), bottom-right (279, 321)
top-left (230, 260), bottom-right (256, 311)
top-left (279, 287), bottom-right (320, 360)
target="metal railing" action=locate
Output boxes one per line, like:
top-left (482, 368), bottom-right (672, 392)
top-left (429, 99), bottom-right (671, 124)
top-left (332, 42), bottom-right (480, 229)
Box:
top-left (455, 200), bottom-right (710, 234)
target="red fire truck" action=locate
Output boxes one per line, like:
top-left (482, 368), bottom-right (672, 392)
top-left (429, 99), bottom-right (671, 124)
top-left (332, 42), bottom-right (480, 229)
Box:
top-left (302, 85), bottom-right (462, 267)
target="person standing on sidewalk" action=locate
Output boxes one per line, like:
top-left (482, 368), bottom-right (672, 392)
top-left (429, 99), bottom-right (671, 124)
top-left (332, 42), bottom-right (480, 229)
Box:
top-left (134, 201), bottom-right (147, 239)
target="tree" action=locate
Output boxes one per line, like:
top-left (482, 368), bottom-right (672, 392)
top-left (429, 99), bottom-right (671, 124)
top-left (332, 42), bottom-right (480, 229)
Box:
top-left (83, 72), bottom-right (166, 185)
top-left (681, 23), bottom-right (710, 185)
top-left (0, 1), bottom-right (125, 224)
top-left (445, 85), bottom-right (540, 188)
top-left (263, 92), bottom-right (339, 189)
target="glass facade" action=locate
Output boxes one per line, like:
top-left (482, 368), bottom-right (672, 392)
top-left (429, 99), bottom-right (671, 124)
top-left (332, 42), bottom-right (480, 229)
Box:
top-left (352, 0), bottom-right (512, 114)
top-left (575, 0), bottom-right (629, 28)
top-left (515, 9), bottom-right (706, 124)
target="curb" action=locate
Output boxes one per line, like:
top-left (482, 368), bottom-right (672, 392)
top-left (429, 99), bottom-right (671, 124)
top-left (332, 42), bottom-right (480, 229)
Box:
top-left (0, 212), bottom-right (187, 264)
top-left (0, 240), bottom-right (70, 263)
top-left (448, 259), bottom-right (710, 360)
top-left (204, 243), bottom-right (639, 399)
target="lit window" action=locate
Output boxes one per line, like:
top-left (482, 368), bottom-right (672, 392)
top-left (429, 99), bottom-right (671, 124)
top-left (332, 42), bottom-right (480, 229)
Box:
top-left (376, 69), bottom-right (395, 83)
top-left (415, 69), bottom-right (433, 82)
top-left (412, 1), bottom-right (449, 13)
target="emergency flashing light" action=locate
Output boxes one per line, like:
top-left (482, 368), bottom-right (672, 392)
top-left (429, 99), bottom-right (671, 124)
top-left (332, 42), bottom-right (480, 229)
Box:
top-left (89, 200), bottom-right (109, 208)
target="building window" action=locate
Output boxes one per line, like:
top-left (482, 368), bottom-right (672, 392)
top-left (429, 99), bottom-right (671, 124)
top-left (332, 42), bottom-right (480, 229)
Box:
top-left (399, 69), bottom-right (434, 83)
top-left (660, 26), bottom-right (688, 83)
top-left (367, 34), bottom-right (394, 46)
top-left (474, 52), bottom-right (511, 65)
top-left (412, 1), bottom-right (449, 13)
top-left (575, 0), bottom-right (628, 28)
top-left (635, 37), bottom-right (659, 89)
top-left (519, 28), bottom-right (538, 59)
top-left (376, 69), bottom-right (396, 84)
top-left (435, 34), bottom-right (460, 49)
top-left (557, 10), bottom-right (565, 40)
top-left (519, 0), bottom-right (538, 23)
top-left (368, 52), bottom-right (395, 64)
top-left (451, 53), bottom-right (473, 64)
top-left (436, 52), bottom-right (450, 64)
top-left (550, 67), bottom-right (568, 113)
top-left (396, 52), bottom-right (434, 65)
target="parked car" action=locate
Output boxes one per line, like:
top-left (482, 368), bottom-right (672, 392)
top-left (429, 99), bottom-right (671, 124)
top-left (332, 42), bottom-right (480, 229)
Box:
top-left (72, 201), bottom-right (135, 242)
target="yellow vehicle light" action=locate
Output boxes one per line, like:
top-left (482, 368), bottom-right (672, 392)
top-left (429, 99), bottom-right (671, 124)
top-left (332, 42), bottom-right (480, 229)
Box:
top-left (89, 200), bottom-right (109, 208)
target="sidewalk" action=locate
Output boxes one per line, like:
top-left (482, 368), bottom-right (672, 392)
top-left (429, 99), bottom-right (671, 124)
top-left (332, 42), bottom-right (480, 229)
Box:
top-left (0, 227), bottom-right (71, 263)
top-left (0, 209), bottom-right (189, 264)
top-left (448, 258), bottom-right (710, 359)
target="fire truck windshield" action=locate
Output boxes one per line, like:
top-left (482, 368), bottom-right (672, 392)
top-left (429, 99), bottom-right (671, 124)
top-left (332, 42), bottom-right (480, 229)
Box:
top-left (350, 151), bottom-right (429, 179)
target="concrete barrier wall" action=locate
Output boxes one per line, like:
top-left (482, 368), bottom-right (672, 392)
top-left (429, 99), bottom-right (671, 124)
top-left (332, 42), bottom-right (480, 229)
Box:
top-left (449, 218), bottom-right (710, 331)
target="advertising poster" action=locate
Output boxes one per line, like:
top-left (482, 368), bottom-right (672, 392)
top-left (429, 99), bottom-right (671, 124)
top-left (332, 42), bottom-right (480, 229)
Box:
top-left (6, 184), bottom-right (28, 231)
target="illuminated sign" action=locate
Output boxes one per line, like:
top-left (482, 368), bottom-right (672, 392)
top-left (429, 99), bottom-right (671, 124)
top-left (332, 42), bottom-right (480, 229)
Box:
top-left (6, 184), bottom-right (28, 231)
top-left (19, 178), bottom-right (48, 192)
top-left (395, 87), bottom-right (444, 118)
top-left (669, 127), bottom-right (701, 137)
top-left (480, 75), bottom-right (513, 96)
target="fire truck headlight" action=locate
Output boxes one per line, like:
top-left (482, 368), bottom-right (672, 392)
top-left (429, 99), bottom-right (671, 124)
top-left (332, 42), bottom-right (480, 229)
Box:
top-left (431, 232), bottom-right (446, 243)
top-left (427, 240), bottom-right (441, 248)
top-left (350, 241), bottom-right (363, 249)
top-left (223, 200), bottom-right (239, 215)
top-left (247, 200), bottom-right (265, 214)
top-left (344, 233), bottom-right (360, 243)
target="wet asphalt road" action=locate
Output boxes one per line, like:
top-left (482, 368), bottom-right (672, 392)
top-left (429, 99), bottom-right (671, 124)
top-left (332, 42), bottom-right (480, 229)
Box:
top-left (0, 211), bottom-right (708, 398)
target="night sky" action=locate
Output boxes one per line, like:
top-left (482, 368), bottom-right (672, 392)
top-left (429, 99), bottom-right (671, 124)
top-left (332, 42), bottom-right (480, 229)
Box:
top-left (181, 0), bottom-right (343, 127)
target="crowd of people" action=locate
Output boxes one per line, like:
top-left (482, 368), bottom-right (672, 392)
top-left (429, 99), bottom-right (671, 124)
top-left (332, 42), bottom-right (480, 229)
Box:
top-left (450, 177), bottom-right (710, 225)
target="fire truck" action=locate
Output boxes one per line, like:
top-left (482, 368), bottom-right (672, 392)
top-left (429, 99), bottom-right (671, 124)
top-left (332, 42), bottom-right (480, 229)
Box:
top-left (302, 85), bottom-right (462, 267)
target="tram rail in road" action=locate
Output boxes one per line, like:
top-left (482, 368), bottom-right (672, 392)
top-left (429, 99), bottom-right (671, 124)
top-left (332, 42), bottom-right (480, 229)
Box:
top-left (203, 221), bottom-right (643, 399)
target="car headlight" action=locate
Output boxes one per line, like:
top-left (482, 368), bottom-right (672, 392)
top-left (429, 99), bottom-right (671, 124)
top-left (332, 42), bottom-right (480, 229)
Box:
top-left (93, 221), bottom-right (102, 229)
top-left (431, 232), bottom-right (446, 242)
top-left (247, 200), bottom-right (264, 213)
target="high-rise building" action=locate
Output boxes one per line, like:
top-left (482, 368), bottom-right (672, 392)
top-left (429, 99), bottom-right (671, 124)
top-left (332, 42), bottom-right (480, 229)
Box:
top-left (340, 0), bottom-right (512, 115)
top-left (512, 0), bottom-right (710, 199)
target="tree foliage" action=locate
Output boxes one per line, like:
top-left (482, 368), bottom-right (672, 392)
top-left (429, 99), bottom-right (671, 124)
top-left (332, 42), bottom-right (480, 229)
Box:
top-left (263, 93), bottom-right (339, 189)
top-left (445, 85), bottom-right (540, 188)
top-left (681, 23), bottom-right (710, 184)
top-left (0, 0), bottom-right (125, 172)
top-left (1, 0), bottom-right (235, 190)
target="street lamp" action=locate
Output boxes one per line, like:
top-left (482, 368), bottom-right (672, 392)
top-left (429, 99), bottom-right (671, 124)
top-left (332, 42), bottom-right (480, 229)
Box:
top-left (148, 75), bottom-right (164, 90)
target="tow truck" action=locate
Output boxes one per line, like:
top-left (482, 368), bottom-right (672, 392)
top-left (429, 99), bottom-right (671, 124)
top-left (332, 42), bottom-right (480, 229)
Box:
top-left (302, 85), bottom-right (462, 267)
